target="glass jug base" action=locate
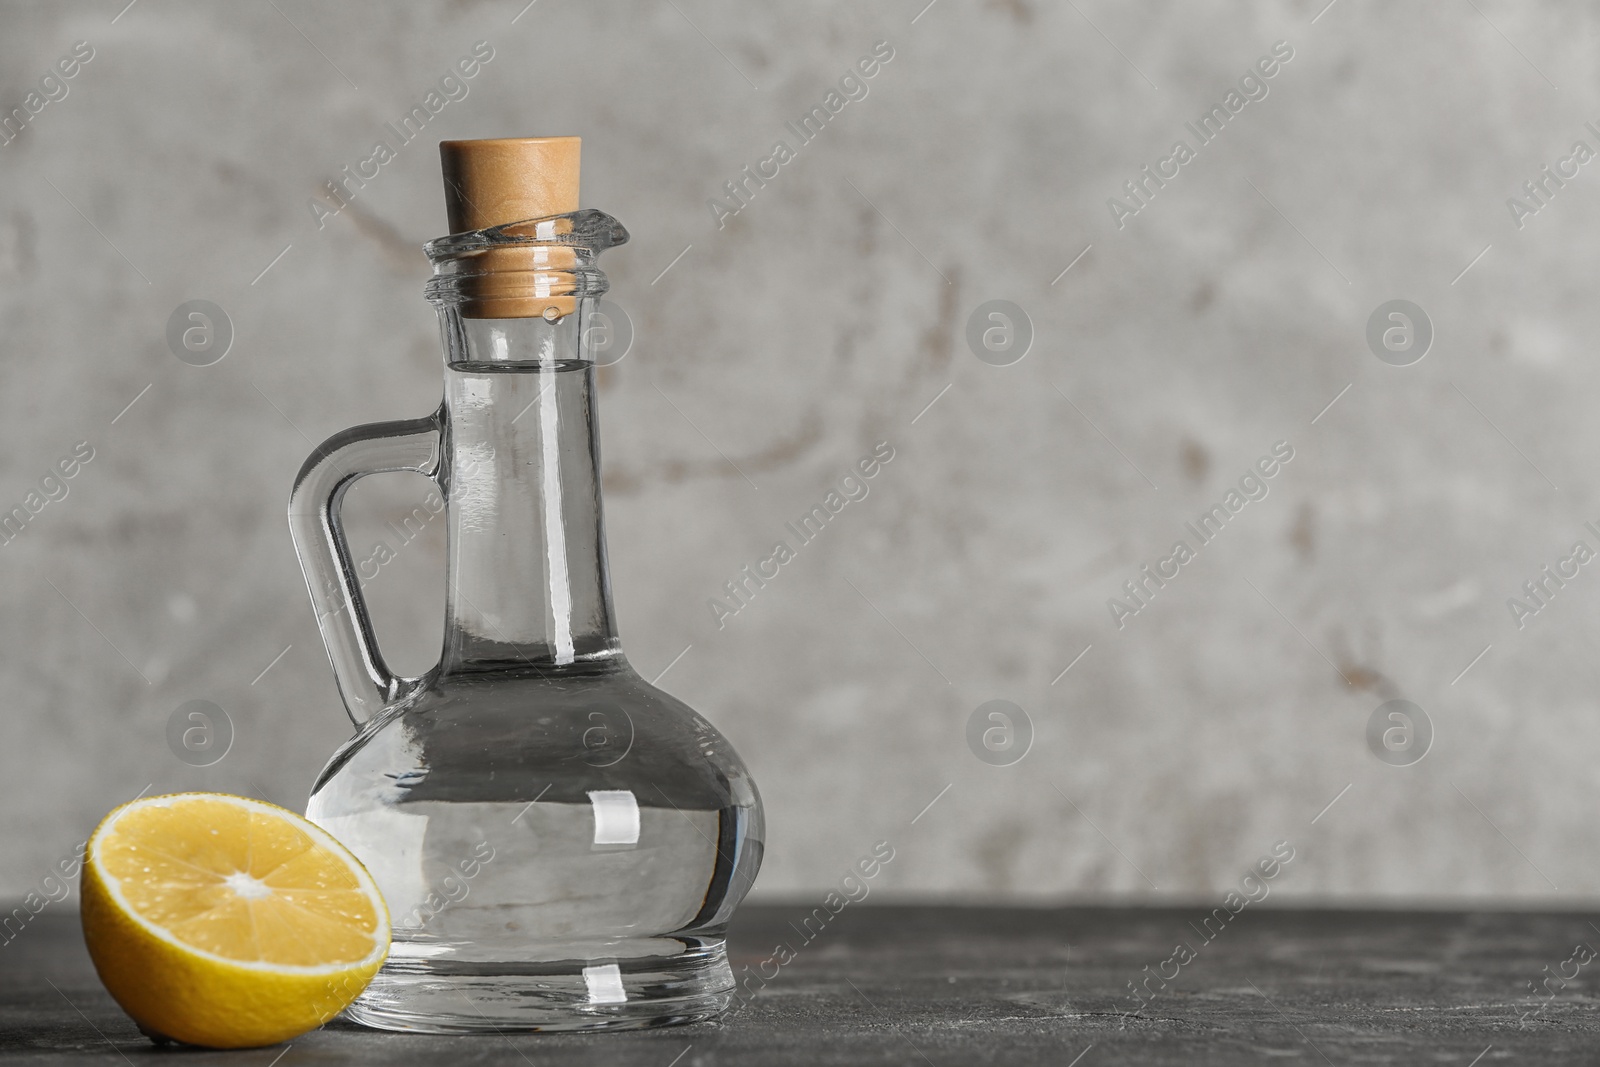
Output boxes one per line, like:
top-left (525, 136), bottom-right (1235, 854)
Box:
top-left (341, 941), bottom-right (735, 1033)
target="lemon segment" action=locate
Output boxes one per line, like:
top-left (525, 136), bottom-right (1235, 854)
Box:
top-left (81, 792), bottom-right (389, 1048)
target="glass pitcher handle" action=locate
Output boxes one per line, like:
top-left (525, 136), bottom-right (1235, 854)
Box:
top-left (288, 411), bottom-right (443, 727)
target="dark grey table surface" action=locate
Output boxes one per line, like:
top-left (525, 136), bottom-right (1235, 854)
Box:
top-left (3, 903), bottom-right (1597, 1064)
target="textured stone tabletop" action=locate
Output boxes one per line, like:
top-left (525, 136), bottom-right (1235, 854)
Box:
top-left (3, 904), bottom-right (1596, 1064)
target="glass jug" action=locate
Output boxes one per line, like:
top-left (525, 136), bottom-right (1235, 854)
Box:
top-left (287, 137), bottom-right (763, 1033)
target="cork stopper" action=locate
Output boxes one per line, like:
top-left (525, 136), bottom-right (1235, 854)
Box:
top-left (440, 136), bottom-right (581, 233)
top-left (439, 137), bottom-right (582, 319)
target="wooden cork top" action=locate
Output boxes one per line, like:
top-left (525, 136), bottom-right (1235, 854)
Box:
top-left (440, 136), bottom-right (581, 233)
top-left (438, 137), bottom-right (582, 319)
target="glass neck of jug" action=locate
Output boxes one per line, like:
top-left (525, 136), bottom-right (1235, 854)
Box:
top-left (426, 211), bottom-right (629, 674)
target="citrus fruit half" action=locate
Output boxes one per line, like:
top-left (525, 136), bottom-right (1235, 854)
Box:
top-left (80, 792), bottom-right (389, 1048)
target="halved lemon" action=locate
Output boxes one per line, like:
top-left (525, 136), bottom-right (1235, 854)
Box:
top-left (80, 792), bottom-right (389, 1048)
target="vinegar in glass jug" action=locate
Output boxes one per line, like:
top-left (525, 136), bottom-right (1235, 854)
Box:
top-left (287, 137), bottom-right (763, 1033)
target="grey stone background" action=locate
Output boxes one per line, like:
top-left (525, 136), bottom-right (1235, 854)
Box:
top-left (1, 0), bottom-right (1595, 904)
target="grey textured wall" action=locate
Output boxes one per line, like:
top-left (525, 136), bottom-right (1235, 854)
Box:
top-left (1, 0), bottom-right (1595, 904)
